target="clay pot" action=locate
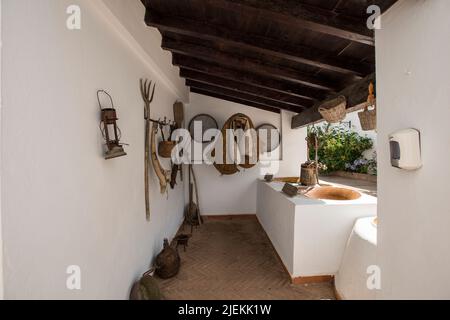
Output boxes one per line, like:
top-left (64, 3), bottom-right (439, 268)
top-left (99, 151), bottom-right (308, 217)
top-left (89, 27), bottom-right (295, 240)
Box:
top-left (130, 271), bottom-right (162, 300)
top-left (155, 239), bottom-right (180, 279)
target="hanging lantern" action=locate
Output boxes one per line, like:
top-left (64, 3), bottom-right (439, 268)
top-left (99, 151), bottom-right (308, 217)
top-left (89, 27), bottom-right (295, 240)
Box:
top-left (97, 90), bottom-right (127, 160)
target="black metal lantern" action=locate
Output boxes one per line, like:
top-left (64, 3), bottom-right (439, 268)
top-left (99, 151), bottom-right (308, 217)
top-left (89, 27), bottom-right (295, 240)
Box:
top-left (98, 90), bottom-right (127, 160)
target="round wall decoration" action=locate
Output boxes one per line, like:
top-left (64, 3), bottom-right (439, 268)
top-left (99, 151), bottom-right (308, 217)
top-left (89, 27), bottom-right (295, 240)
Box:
top-left (256, 123), bottom-right (281, 153)
top-left (188, 114), bottom-right (219, 143)
top-left (213, 113), bottom-right (258, 175)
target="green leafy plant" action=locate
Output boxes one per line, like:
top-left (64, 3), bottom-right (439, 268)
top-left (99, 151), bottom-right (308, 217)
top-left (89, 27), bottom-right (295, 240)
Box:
top-left (307, 124), bottom-right (374, 174)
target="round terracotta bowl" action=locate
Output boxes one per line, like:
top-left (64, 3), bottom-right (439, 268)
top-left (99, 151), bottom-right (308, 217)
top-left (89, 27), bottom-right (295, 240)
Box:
top-left (305, 186), bottom-right (361, 201)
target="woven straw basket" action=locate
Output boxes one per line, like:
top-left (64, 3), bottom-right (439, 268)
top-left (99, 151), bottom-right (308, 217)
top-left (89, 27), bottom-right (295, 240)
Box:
top-left (358, 104), bottom-right (377, 131)
top-left (318, 96), bottom-right (347, 124)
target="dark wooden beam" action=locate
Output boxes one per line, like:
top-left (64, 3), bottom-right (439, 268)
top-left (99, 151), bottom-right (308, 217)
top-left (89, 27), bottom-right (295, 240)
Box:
top-left (187, 80), bottom-right (305, 113)
top-left (162, 37), bottom-right (337, 91)
top-left (209, 0), bottom-right (374, 46)
top-left (191, 88), bottom-right (281, 114)
top-left (145, 10), bottom-right (373, 76)
top-left (180, 69), bottom-right (315, 107)
top-left (291, 73), bottom-right (375, 129)
top-left (174, 56), bottom-right (328, 101)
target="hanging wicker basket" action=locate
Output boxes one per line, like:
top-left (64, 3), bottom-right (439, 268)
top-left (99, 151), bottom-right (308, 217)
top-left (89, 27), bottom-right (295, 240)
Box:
top-left (358, 82), bottom-right (377, 131)
top-left (158, 141), bottom-right (177, 158)
top-left (358, 104), bottom-right (376, 131)
top-left (318, 96), bottom-right (347, 124)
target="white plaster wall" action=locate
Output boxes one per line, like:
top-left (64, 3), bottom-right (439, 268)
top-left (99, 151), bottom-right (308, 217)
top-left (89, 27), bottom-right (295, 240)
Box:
top-left (376, 0), bottom-right (450, 299)
top-left (257, 181), bottom-right (296, 274)
top-left (185, 93), bottom-right (307, 215)
top-left (0, 0), bottom-right (4, 300)
top-left (1, 0), bottom-right (187, 299)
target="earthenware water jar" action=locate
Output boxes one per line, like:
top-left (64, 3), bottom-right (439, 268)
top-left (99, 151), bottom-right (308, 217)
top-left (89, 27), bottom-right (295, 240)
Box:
top-left (155, 239), bottom-right (180, 279)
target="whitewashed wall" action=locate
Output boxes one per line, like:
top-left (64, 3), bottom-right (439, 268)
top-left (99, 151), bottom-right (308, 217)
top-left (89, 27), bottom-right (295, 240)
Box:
top-left (376, 0), bottom-right (450, 299)
top-left (0, 0), bottom-right (4, 300)
top-left (185, 93), bottom-right (307, 215)
top-left (1, 0), bottom-right (188, 299)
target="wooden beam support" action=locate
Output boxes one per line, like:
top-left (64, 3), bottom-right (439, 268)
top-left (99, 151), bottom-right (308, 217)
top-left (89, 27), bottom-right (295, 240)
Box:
top-left (211, 0), bottom-right (374, 46)
top-left (145, 10), bottom-right (373, 76)
top-left (291, 73), bottom-right (375, 129)
top-left (180, 69), bottom-right (315, 107)
top-left (162, 37), bottom-right (337, 91)
top-left (187, 80), bottom-right (305, 113)
top-left (191, 88), bottom-right (281, 114)
top-left (174, 56), bottom-right (329, 101)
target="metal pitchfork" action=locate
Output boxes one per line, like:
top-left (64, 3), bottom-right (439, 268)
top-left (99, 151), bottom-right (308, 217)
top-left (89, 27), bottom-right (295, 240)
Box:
top-left (140, 79), bottom-right (156, 221)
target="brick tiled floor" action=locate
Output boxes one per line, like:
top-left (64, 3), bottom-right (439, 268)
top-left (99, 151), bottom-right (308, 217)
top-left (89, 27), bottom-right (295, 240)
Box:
top-left (155, 217), bottom-right (336, 300)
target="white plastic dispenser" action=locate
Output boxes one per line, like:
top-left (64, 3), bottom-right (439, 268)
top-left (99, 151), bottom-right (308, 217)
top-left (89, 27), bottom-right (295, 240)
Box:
top-left (389, 129), bottom-right (422, 170)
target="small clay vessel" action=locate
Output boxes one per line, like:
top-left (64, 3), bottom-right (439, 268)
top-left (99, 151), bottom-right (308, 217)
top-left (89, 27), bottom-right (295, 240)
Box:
top-left (155, 239), bottom-right (180, 279)
top-left (130, 271), bottom-right (162, 300)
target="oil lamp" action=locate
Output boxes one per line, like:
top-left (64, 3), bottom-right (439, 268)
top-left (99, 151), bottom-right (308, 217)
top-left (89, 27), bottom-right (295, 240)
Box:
top-left (98, 90), bottom-right (127, 160)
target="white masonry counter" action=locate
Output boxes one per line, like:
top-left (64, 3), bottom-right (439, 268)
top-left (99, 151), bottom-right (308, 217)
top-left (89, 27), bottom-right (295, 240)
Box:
top-left (256, 180), bottom-right (377, 281)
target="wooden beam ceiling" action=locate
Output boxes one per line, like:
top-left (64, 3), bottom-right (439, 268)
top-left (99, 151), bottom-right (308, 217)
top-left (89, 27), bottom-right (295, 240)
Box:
top-left (180, 69), bottom-right (315, 107)
top-left (141, 0), bottom-right (397, 126)
top-left (187, 80), bottom-right (305, 113)
top-left (145, 11), bottom-right (373, 76)
top-left (163, 37), bottom-right (337, 91)
top-left (203, 0), bottom-right (375, 45)
top-left (174, 57), bottom-right (329, 101)
top-left (191, 88), bottom-right (281, 114)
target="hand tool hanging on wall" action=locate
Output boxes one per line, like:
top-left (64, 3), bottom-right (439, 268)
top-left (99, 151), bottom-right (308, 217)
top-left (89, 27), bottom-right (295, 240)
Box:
top-left (173, 102), bottom-right (185, 182)
top-left (169, 120), bottom-right (178, 189)
top-left (151, 121), bottom-right (171, 195)
top-left (140, 79), bottom-right (155, 221)
top-left (170, 163), bottom-right (179, 189)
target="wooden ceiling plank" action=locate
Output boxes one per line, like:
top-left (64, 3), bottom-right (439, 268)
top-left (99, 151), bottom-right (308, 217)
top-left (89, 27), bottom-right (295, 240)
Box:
top-left (162, 37), bottom-right (336, 91)
top-left (210, 0), bottom-right (375, 46)
top-left (180, 69), bottom-right (315, 107)
top-left (174, 56), bottom-right (329, 100)
top-left (186, 78), bottom-right (313, 110)
top-left (191, 88), bottom-right (281, 114)
top-left (187, 80), bottom-right (305, 113)
top-left (144, 9), bottom-right (373, 76)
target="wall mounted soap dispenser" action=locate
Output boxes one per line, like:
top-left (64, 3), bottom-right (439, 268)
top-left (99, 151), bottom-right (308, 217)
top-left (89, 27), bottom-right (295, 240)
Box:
top-left (389, 129), bottom-right (422, 170)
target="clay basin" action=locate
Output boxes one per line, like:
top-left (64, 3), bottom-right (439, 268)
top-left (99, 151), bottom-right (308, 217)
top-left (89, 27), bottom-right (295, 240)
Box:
top-left (305, 186), bottom-right (361, 201)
